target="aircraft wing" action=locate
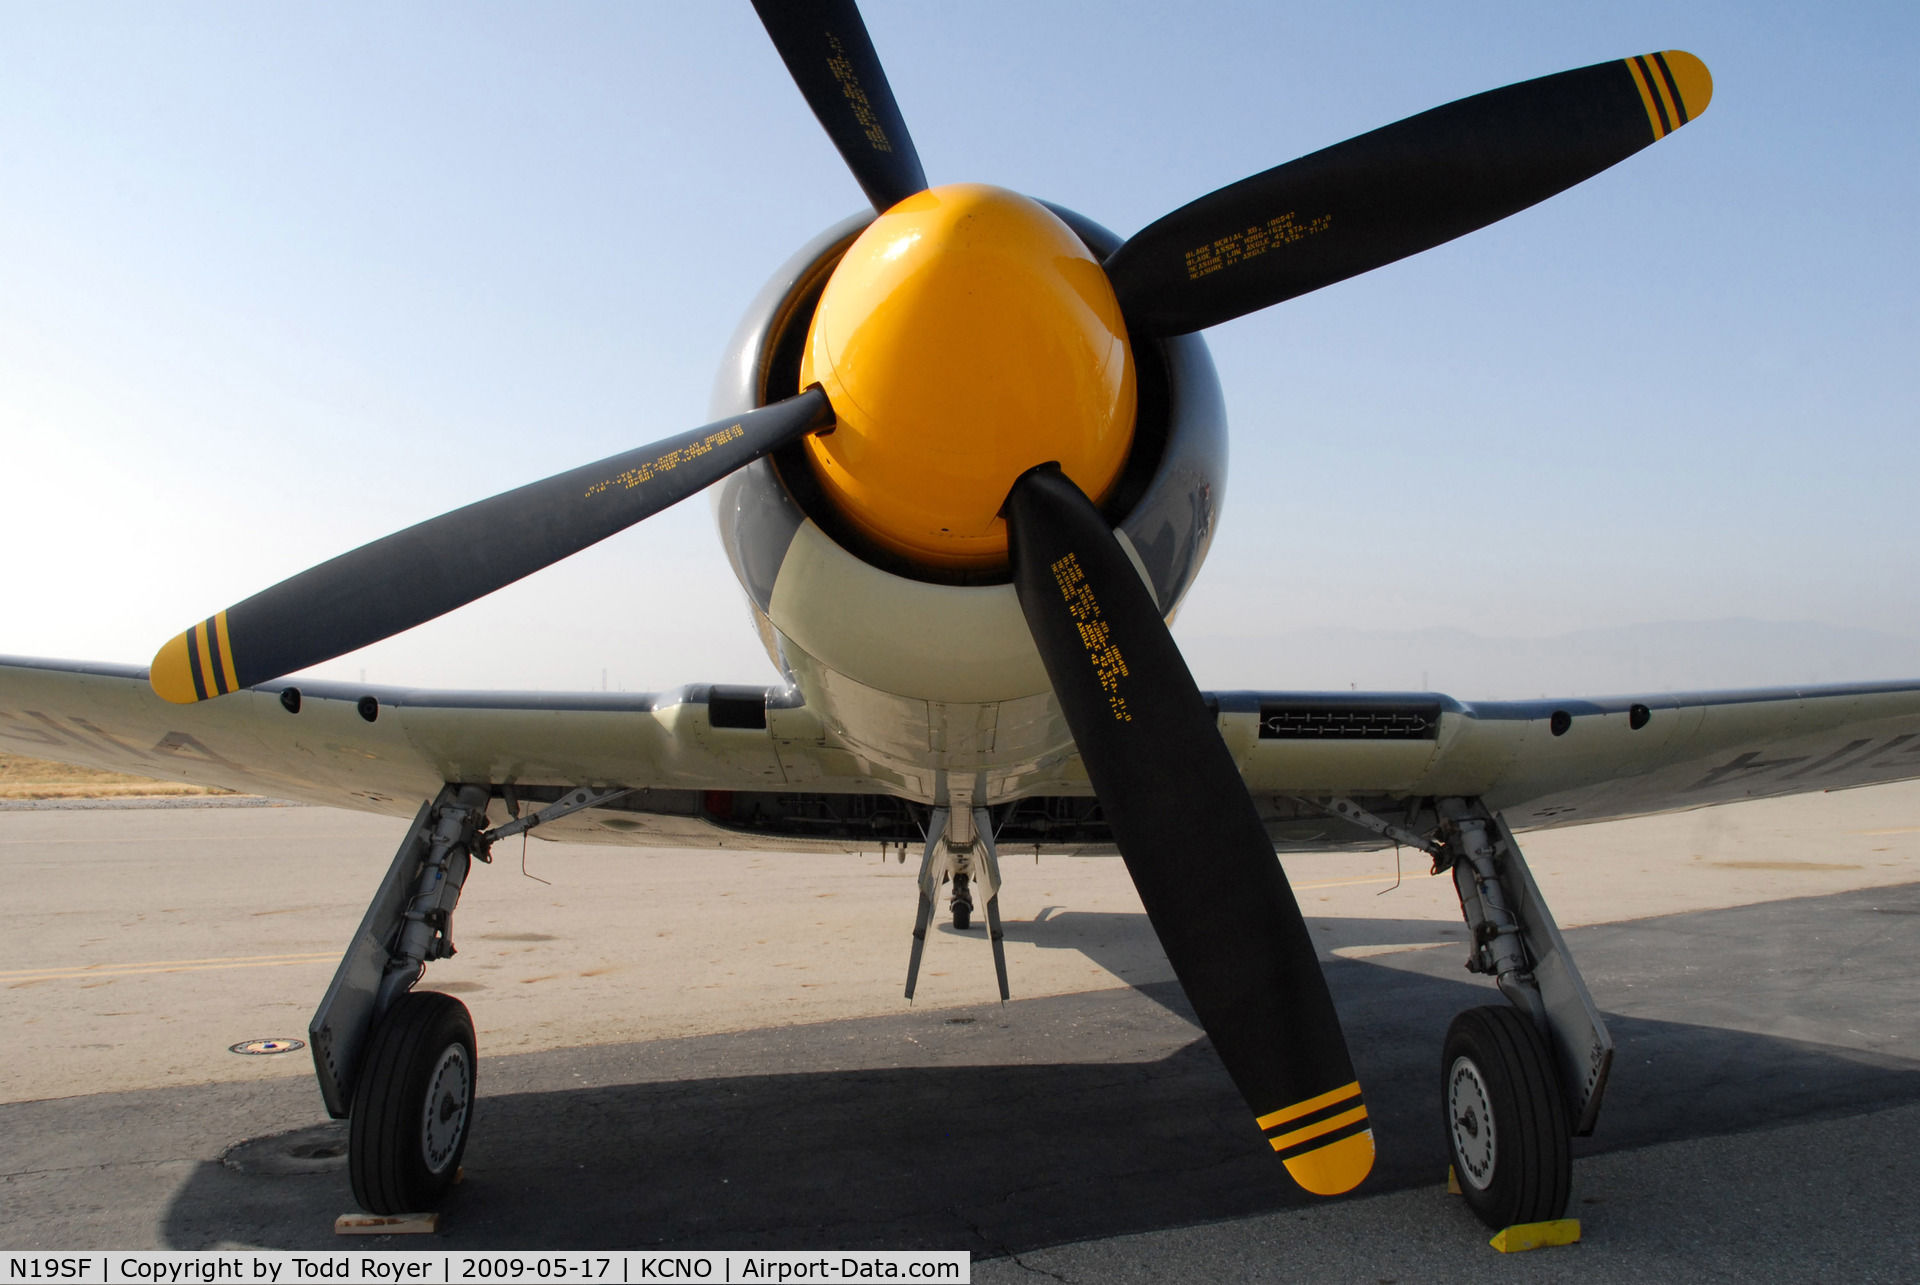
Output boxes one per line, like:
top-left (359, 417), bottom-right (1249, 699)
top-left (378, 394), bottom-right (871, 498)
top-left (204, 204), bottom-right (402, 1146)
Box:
top-left (1224, 682), bottom-right (1920, 836)
top-left (9, 654), bottom-right (1920, 848)
top-left (0, 655), bottom-right (877, 846)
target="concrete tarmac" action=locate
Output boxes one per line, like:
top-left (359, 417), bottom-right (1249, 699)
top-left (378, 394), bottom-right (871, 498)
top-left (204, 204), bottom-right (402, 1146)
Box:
top-left (3, 789), bottom-right (1919, 1278)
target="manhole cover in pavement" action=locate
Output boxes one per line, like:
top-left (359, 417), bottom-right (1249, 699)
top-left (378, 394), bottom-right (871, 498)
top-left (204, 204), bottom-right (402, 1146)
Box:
top-left (229, 1038), bottom-right (306, 1055)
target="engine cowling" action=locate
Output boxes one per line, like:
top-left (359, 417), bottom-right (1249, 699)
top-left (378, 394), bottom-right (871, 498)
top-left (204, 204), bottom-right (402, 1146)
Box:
top-left (708, 200), bottom-right (1226, 716)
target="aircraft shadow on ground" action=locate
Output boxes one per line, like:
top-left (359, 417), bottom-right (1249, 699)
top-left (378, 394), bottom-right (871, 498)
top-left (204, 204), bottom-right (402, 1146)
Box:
top-left (973, 907), bottom-right (1468, 1011)
top-left (154, 906), bottom-right (1920, 1252)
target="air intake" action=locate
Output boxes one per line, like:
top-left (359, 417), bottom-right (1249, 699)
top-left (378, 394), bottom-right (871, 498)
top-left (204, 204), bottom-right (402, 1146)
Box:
top-left (707, 686), bottom-right (769, 730)
top-left (1258, 701), bottom-right (1442, 741)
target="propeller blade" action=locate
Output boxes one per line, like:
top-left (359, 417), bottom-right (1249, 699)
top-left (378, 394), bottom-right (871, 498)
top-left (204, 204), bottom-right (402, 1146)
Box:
top-left (1106, 51), bottom-right (1712, 336)
top-left (751, 0), bottom-right (928, 212)
top-left (149, 388), bottom-right (833, 704)
top-left (1004, 465), bottom-right (1374, 1196)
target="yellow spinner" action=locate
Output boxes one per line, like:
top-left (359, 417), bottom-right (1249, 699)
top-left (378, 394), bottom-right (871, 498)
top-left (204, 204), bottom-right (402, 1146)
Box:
top-left (800, 183), bottom-right (1137, 571)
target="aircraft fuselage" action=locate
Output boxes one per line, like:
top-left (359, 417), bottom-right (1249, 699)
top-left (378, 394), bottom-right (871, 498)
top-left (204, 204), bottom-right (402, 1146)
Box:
top-left (708, 203), bottom-right (1229, 807)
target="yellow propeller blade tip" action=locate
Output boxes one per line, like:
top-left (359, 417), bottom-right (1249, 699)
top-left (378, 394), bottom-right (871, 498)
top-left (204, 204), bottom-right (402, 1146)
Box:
top-left (149, 631), bottom-right (204, 704)
top-left (1281, 1128), bottom-right (1376, 1196)
top-left (1627, 51), bottom-right (1713, 140)
top-left (1663, 50), bottom-right (1713, 120)
top-left (149, 611), bottom-right (238, 703)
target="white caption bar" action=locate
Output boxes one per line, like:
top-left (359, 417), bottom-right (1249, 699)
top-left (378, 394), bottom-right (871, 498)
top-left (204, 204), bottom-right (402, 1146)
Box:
top-left (3, 1254), bottom-right (968, 1285)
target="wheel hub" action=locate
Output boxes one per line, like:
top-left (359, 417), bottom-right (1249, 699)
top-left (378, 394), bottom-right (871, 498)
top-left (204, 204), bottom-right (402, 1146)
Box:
top-left (1447, 1055), bottom-right (1497, 1191)
top-left (420, 1043), bottom-right (471, 1175)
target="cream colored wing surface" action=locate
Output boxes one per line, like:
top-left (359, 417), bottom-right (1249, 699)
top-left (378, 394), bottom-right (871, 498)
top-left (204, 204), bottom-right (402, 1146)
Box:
top-left (15, 654), bottom-right (1920, 845)
top-left (1225, 682), bottom-right (1920, 832)
top-left (0, 656), bottom-right (854, 821)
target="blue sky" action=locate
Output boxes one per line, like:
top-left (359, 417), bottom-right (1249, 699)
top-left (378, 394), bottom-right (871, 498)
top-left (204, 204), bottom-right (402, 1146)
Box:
top-left (3, 2), bottom-right (1916, 693)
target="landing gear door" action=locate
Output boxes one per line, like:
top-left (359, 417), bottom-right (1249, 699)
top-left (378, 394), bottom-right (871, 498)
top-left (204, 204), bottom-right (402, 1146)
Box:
top-left (309, 797), bottom-right (434, 1119)
top-left (1492, 813), bottom-right (1615, 1136)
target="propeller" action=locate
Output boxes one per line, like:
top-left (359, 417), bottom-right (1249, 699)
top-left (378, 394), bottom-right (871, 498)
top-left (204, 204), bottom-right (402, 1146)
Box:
top-left (148, 388), bottom-right (833, 704)
top-left (1105, 51), bottom-right (1712, 337)
top-left (751, 0), bottom-right (928, 213)
top-left (1004, 464), bottom-right (1374, 1195)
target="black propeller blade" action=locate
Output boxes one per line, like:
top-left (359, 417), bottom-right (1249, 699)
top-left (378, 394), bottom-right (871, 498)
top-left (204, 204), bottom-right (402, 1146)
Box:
top-left (149, 388), bottom-right (833, 704)
top-left (751, 0), bottom-right (928, 213)
top-left (1105, 51), bottom-right (1712, 337)
top-left (1004, 465), bottom-right (1374, 1195)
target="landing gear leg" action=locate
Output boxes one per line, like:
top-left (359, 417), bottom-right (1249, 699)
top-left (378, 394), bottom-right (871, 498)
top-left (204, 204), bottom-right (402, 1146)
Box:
top-left (1434, 798), bottom-right (1614, 1230)
top-left (971, 805), bottom-right (1009, 1002)
top-left (904, 809), bottom-right (951, 1001)
top-left (310, 784), bottom-right (491, 1215)
top-left (902, 803), bottom-right (1009, 1001)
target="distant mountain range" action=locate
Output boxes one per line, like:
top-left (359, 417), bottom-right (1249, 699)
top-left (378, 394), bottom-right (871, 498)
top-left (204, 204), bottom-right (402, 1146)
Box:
top-left (1176, 619), bottom-right (1920, 701)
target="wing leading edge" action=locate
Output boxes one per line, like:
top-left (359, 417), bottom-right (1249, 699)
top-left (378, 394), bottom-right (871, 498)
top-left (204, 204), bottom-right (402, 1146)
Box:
top-left (0, 655), bottom-right (841, 822)
top-left (8, 654), bottom-right (1920, 845)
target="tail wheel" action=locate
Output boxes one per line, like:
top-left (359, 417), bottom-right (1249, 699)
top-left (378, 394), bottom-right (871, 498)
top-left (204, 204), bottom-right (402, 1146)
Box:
top-left (1441, 1004), bottom-right (1571, 1229)
top-left (349, 990), bottom-right (476, 1215)
top-left (950, 871), bottom-right (973, 930)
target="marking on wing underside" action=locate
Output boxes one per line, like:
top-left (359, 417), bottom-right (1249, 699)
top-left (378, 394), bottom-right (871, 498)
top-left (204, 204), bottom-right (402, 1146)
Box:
top-left (152, 731), bottom-right (248, 772)
top-left (23, 710), bottom-right (97, 753)
top-left (24, 710), bottom-right (83, 746)
top-left (1685, 733), bottom-right (1920, 792)
top-left (1782, 739), bottom-right (1873, 780)
top-left (0, 709), bottom-right (76, 750)
top-left (1, 711), bottom-right (135, 760)
top-left (1826, 734), bottom-right (1919, 774)
top-left (1685, 751), bottom-right (1811, 793)
top-left (19, 711), bottom-right (157, 763)
top-left (69, 717), bottom-right (153, 759)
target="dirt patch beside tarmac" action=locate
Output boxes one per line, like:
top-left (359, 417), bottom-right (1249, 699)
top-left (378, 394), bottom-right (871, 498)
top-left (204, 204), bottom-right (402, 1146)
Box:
top-left (0, 750), bottom-right (236, 800)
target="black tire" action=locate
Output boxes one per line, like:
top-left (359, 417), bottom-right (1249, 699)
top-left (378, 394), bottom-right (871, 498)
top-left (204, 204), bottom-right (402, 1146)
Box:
top-left (951, 873), bottom-right (973, 930)
top-left (1441, 1005), bottom-right (1571, 1229)
top-left (349, 991), bottom-right (476, 1215)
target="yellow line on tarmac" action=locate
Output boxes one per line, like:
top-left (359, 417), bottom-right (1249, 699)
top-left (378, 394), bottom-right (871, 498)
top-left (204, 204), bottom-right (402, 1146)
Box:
top-left (1290, 874), bottom-right (1404, 891)
top-left (2, 951), bottom-right (337, 983)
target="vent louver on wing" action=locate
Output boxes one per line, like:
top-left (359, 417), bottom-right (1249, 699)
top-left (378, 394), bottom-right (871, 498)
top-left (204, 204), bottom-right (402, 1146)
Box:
top-left (1258, 701), bottom-right (1442, 740)
top-left (707, 685), bottom-right (769, 730)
